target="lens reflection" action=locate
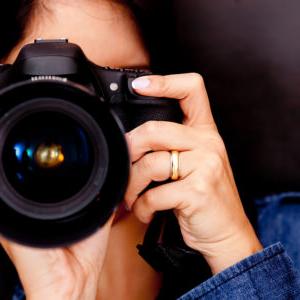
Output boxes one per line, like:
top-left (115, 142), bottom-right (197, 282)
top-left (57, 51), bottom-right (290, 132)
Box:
top-left (2, 111), bottom-right (95, 204)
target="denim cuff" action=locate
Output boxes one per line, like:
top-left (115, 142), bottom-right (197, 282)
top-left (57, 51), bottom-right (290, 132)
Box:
top-left (178, 243), bottom-right (300, 299)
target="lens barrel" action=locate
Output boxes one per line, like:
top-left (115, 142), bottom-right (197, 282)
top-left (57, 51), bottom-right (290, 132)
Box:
top-left (0, 80), bottom-right (129, 247)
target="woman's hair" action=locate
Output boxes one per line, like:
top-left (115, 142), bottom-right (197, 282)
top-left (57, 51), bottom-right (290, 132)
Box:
top-left (0, 1), bottom-right (36, 60)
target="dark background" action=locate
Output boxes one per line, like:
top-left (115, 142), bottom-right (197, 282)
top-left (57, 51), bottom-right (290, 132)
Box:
top-left (135, 0), bottom-right (300, 201)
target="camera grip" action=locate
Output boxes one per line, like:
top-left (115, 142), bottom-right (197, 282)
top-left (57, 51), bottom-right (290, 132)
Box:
top-left (126, 77), bottom-right (183, 130)
top-left (127, 101), bottom-right (183, 131)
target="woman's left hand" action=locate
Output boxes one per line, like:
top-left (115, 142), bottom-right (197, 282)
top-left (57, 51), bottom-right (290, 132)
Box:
top-left (0, 216), bottom-right (114, 300)
top-left (125, 73), bottom-right (262, 274)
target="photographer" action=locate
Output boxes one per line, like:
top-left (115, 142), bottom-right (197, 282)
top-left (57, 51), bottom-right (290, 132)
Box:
top-left (0, 1), bottom-right (299, 299)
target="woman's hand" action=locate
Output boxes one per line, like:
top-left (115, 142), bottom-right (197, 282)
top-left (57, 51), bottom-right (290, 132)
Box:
top-left (0, 216), bottom-right (114, 300)
top-left (125, 73), bottom-right (262, 274)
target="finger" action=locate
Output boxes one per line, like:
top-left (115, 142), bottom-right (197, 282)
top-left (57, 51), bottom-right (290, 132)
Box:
top-left (0, 237), bottom-right (71, 296)
top-left (0, 215), bottom-right (115, 295)
top-left (132, 179), bottom-right (190, 223)
top-left (0, 214), bottom-right (114, 268)
top-left (1, 237), bottom-right (48, 264)
top-left (125, 150), bottom-right (194, 209)
top-left (126, 121), bottom-right (202, 162)
top-left (69, 213), bottom-right (115, 261)
top-left (131, 73), bottom-right (215, 128)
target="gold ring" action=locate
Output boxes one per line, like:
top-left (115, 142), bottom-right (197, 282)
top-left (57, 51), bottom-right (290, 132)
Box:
top-left (170, 150), bottom-right (180, 180)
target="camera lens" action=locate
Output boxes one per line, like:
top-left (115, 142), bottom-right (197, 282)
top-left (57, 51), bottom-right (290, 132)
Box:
top-left (0, 98), bottom-right (110, 220)
top-left (3, 111), bottom-right (94, 204)
top-left (0, 80), bottom-right (129, 247)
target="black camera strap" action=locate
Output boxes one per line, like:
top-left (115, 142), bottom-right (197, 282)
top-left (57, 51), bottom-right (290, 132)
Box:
top-left (137, 211), bottom-right (211, 299)
top-left (137, 211), bottom-right (207, 273)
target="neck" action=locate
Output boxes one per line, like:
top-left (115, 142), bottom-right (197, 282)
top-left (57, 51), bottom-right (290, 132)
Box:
top-left (97, 212), bottom-right (162, 300)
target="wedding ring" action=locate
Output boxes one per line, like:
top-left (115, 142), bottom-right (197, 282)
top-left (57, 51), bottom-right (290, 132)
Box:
top-left (170, 150), bottom-right (180, 180)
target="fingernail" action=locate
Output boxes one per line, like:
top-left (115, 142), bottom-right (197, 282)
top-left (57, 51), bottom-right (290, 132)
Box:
top-left (132, 77), bottom-right (150, 89)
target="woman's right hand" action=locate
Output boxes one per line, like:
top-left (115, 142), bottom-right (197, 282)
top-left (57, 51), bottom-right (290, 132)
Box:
top-left (125, 73), bottom-right (263, 274)
top-left (0, 216), bottom-right (114, 300)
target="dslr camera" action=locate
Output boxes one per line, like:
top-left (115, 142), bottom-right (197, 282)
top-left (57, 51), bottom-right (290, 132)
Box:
top-left (0, 39), bottom-right (181, 247)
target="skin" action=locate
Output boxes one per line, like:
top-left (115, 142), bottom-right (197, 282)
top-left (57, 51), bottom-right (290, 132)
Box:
top-left (1, 1), bottom-right (262, 299)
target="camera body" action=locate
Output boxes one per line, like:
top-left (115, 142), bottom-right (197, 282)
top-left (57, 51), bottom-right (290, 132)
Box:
top-left (0, 39), bottom-right (182, 247)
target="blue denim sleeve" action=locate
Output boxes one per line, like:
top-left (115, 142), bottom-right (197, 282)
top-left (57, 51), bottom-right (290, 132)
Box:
top-left (11, 283), bottom-right (25, 300)
top-left (177, 243), bottom-right (300, 299)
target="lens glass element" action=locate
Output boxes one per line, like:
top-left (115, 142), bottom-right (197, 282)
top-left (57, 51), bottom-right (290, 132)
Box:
top-left (2, 111), bottom-right (95, 204)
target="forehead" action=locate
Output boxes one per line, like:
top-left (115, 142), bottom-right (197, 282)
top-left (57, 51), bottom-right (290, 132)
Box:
top-left (9, 1), bottom-right (150, 68)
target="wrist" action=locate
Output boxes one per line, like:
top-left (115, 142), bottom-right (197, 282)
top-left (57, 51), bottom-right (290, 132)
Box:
top-left (28, 293), bottom-right (73, 300)
top-left (203, 224), bottom-right (263, 275)
top-left (25, 284), bottom-right (80, 300)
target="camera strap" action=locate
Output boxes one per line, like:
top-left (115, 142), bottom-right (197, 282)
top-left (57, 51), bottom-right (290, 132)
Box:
top-left (137, 211), bottom-right (212, 299)
top-left (137, 211), bottom-right (206, 273)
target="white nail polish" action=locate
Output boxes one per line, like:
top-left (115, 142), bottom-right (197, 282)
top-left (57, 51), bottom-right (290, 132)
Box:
top-left (132, 77), bottom-right (150, 89)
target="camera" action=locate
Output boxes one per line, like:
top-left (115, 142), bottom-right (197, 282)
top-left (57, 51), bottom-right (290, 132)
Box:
top-left (0, 39), bottom-right (182, 247)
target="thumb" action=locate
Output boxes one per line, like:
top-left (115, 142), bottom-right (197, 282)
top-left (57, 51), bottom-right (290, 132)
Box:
top-left (1, 237), bottom-right (69, 295)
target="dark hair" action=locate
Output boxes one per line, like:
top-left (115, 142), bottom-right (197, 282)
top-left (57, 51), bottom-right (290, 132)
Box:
top-left (0, 1), bottom-right (36, 60)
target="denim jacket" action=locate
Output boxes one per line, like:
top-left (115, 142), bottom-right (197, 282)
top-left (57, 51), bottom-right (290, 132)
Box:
top-left (12, 193), bottom-right (300, 299)
top-left (179, 192), bottom-right (300, 299)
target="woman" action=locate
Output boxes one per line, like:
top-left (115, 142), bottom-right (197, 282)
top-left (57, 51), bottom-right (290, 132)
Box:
top-left (0, 1), bottom-right (299, 299)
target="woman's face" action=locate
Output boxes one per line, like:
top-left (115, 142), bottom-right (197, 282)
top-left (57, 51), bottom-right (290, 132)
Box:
top-left (5, 0), bottom-right (150, 68)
